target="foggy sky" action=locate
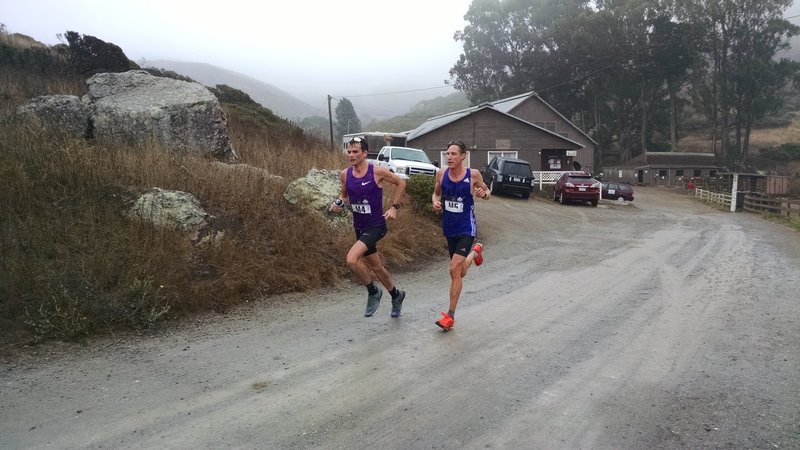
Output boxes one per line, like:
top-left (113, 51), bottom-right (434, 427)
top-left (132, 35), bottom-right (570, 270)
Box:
top-left (6, 0), bottom-right (800, 118)
top-left (2, 0), bottom-right (472, 114)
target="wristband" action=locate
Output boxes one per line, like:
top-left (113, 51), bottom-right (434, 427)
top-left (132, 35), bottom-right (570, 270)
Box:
top-left (392, 203), bottom-right (401, 209)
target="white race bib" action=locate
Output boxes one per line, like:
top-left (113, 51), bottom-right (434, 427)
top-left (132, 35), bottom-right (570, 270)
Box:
top-left (351, 203), bottom-right (372, 214)
top-left (445, 200), bottom-right (464, 213)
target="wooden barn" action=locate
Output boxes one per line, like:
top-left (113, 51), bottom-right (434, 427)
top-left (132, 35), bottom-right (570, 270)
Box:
top-left (405, 91), bottom-right (597, 172)
top-left (604, 152), bottom-right (721, 186)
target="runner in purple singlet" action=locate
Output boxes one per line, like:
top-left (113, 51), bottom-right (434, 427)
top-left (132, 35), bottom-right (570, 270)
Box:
top-left (330, 136), bottom-right (408, 318)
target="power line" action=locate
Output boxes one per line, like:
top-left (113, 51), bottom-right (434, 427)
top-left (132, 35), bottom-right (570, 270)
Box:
top-left (332, 84), bottom-right (454, 98)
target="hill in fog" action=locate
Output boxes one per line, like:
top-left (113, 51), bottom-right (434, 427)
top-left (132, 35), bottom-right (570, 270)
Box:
top-left (144, 60), bottom-right (325, 120)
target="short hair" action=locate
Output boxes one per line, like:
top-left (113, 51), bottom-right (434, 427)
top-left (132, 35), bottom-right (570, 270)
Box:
top-left (348, 136), bottom-right (369, 151)
top-left (447, 139), bottom-right (466, 154)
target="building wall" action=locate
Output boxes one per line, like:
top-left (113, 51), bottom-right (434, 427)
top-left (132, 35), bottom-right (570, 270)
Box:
top-left (408, 108), bottom-right (582, 170)
top-left (604, 166), bottom-right (720, 186)
top-left (509, 98), bottom-right (596, 171)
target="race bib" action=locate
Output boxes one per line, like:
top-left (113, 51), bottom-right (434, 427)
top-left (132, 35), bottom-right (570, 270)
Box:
top-left (445, 200), bottom-right (464, 213)
top-left (351, 203), bottom-right (372, 214)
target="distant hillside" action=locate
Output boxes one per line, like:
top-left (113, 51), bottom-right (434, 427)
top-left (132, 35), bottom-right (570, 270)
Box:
top-left (145, 60), bottom-right (325, 120)
top-left (367, 92), bottom-right (471, 132)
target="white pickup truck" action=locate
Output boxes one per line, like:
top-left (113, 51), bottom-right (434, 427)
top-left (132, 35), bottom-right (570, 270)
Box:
top-left (373, 146), bottom-right (438, 180)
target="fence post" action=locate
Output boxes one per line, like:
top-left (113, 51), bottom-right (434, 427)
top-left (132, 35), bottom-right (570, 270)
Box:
top-left (730, 173), bottom-right (738, 212)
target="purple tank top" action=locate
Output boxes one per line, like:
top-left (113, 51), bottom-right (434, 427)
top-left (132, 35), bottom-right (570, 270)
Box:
top-left (346, 164), bottom-right (386, 230)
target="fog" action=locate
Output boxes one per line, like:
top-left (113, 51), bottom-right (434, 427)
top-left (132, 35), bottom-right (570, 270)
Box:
top-left (2, 0), bottom-right (472, 115)
top-left (6, 0), bottom-right (800, 119)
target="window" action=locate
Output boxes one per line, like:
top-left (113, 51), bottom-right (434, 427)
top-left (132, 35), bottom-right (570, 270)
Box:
top-left (694, 169), bottom-right (702, 177)
top-left (709, 170), bottom-right (717, 177)
top-left (658, 169), bottom-right (668, 177)
top-left (547, 157), bottom-right (562, 170)
top-left (487, 151), bottom-right (517, 163)
top-left (676, 169), bottom-right (684, 177)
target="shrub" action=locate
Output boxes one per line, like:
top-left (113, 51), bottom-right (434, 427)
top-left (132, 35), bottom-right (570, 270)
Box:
top-left (63, 30), bottom-right (138, 75)
top-left (406, 174), bottom-right (436, 214)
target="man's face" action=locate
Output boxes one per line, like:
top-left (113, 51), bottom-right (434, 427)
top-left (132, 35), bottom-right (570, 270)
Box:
top-left (347, 143), bottom-right (366, 165)
top-left (446, 145), bottom-right (464, 169)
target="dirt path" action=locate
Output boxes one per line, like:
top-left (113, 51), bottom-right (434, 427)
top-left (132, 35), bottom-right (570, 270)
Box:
top-left (2, 187), bottom-right (799, 449)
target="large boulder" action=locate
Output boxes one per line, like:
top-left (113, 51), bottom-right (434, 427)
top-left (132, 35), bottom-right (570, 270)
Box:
top-left (85, 70), bottom-right (238, 162)
top-left (15, 95), bottom-right (90, 138)
top-left (127, 187), bottom-right (211, 233)
top-left (284, 168), bottom-right (351, 229)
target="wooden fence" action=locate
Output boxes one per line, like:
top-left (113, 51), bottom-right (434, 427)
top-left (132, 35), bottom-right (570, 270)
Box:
top-left (743, 193), bottom-right (800, 218)
top-left (694, 188), bottom-right (732, 208)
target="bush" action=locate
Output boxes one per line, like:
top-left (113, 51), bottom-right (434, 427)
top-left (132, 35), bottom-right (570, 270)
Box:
top-left (64, 30), bottom-right (138, 75)
top-left (406, 174), bottom-right (436, 214)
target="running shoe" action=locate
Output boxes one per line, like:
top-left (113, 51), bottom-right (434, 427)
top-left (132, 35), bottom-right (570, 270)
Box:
top-left (435, 311), bottom-right (455, 331)
top-left (364, 288), bottom-right (382, 317)
top-left (472, 243), bottom-right (484, 266)
top-left (390, 289), bottom-right (406, 317)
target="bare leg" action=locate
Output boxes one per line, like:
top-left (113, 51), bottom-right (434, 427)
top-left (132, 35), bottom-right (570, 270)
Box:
top-left (364, 252), bottom-right (395, 292)
top-left (346, 241), bottom-right (372, 285)
top-left (448, 248), bottom-right (480, 313)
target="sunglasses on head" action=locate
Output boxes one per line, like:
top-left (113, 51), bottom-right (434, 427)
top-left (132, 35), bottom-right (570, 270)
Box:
top-left (349, 137), bottom-right (364, 143)
top-left (447, 140), bottom-right (465, 149)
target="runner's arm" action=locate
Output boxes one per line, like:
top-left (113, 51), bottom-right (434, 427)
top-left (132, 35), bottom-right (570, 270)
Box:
top-left (472, 169), bottom-right (490, 200)
top-left (432, 169), bottom-right (443, 211)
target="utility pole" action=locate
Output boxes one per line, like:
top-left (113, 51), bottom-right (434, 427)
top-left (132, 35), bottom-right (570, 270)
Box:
top-left (327, 95), bottom-right (335, 151)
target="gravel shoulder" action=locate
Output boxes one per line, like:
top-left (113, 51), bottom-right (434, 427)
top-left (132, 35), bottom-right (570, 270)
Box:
top-left (2, 187), bottom-right (799, 449)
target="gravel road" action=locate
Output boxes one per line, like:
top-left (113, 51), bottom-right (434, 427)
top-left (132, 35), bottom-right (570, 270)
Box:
top-left (2, 187), bottom-right (799, 449)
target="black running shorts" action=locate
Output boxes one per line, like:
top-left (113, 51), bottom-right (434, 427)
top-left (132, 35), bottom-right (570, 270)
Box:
top-left (355, 225), bottom-right (388, 256)
top-left (446, 235), bottom-right (475, 258)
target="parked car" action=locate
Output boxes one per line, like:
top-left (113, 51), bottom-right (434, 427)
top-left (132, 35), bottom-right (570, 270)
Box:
top-left (553, 171), bottom-right (601, 206)
top-left (601, 182), bottom-right (635, 201)
top-left (374, 146), bottom-right (437, 180)
top-left (481, 156), bottom-right (535, 199)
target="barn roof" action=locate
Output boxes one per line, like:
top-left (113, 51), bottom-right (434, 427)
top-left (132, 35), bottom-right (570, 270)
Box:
top-left (407, 102), bottom-right (584, 148)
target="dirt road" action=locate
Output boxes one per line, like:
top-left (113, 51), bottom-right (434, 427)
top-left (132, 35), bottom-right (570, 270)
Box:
top-left (2, 187), bottom-right (799, 449)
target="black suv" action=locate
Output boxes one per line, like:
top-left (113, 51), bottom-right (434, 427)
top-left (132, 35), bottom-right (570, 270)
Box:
top-left (481, 156), bottom-right (534, 199)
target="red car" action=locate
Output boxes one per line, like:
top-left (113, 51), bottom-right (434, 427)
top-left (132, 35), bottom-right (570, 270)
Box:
top-left (553, 171), bottom-right (601, 206)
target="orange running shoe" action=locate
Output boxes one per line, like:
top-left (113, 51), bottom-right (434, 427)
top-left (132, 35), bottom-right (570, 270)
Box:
top-left (472, 243), bottom-right (484, 266)
top-left (435, 311), bottom-right (455, 331)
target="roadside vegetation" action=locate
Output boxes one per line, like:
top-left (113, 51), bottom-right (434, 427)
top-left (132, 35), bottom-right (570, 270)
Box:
top-left (0, 28), bottom-right (442, 346)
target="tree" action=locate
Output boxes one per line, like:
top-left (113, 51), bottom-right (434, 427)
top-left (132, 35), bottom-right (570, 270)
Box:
top-left (451, 0), bottom-right (800, 168)
top-left (450, 0), bottom-right (594, 105)
top-left (676, 0), bottom-right (799, 165)
top-left (62, 30), bottom-right (137, 75)
top-left (335, 98), bottom-right (360, 139)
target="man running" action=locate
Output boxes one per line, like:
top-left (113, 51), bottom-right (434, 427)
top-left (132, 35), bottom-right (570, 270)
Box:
top-left (431, 139), bottom-right (490, 331)
top-left (330, 136), bottom-right (407, 317)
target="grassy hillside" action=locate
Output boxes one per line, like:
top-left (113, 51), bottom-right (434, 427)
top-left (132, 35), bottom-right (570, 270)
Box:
top-left (0, 31), bottom-right (443, 347)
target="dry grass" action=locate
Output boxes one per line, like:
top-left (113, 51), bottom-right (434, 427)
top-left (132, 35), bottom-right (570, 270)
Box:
top-left (0, 110), bottom-right (442, 346)
top-left (0, 51), bottom-right (444, 345)
top-left (748, 112), bottom-right (800, 149)
top-left (679, 111), bottom-right (800, 153)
